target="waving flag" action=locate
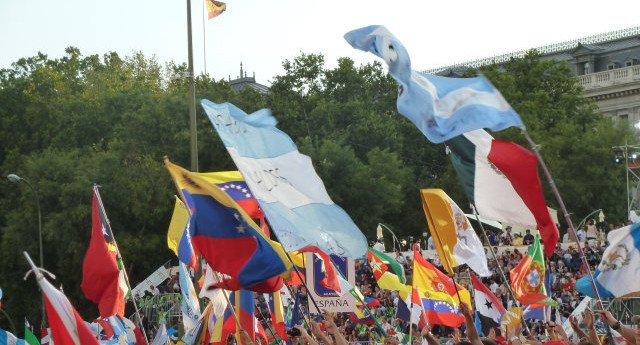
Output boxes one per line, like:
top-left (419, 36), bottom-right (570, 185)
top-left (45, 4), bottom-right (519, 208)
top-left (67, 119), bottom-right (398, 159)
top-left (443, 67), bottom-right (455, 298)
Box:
top-left (197, 171), bottom-right (263, 219)
top-left (412, 250), bottom-right (471, 308)
top-left (367, 247), bottom-right (406, 291)
top-left (420, 188), bottom-right (490, 276)
top-left (179, 262), bottom-right (201, 331)
top-left (510, 235), bottom-right (553, 305)
top-left (165, 158), bottom-right (290, 293)
top-left (344, 25), bottom-right (524, 144)
top-left (471, 273), bottom-right (506, 336)
top-left (205, 0), bottom-right (226, 19)
top-left (264, 291), bottom-right (286, 340)
top-left (26, 257), bottom-right (100, 345)
top-left (200, 100), bottom-right (367, 259)
top-left (81, 186), bottom-right (128, 318)
top-left (24, 319), bottom-right (39, 345)
top-left (577, 222), bottom-right (640, 298)
top-left (447, 129), bottom-right (559, 256)
top-left (167, 198), bottom-right (198, 270)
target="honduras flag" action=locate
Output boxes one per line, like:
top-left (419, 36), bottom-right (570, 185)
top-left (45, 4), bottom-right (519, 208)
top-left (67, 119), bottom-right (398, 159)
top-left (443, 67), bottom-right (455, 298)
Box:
top-left (200, 100), bottom-right (368, 259)
top-left (344, 25), bottom-right (525, 143)
top-left (577, 222), bottom-right (640, 298)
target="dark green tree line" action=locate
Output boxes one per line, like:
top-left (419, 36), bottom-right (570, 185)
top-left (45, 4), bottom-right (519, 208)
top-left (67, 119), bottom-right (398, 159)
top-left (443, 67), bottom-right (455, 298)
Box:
top-left (0, 47), bottom-right (632, 330)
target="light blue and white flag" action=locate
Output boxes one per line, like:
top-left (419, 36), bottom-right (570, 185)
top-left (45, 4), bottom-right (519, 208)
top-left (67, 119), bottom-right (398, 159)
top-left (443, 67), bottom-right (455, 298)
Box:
top-left (344, 25), bottom-right (525, 143)
top-left (150, 324), bottom-right (168, 345)
top-left (0, 328), bottom-right (26, 345)
top-left (577, 222), bottom-right (640, 298)
top-left (201, 100), bottom-right (368, 258)
top-left (179, 262), bottom-right (201, 331)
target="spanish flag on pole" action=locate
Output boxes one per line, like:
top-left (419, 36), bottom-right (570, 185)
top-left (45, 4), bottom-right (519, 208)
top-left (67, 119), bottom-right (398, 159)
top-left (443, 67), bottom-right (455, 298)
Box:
top-left (206, 0), bottom-right (226, 19)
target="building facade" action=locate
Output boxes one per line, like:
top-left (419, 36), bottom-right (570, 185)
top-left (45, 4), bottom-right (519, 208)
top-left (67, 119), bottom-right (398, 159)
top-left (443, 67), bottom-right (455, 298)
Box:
top-left (428, 27), bottom-right (640, 124)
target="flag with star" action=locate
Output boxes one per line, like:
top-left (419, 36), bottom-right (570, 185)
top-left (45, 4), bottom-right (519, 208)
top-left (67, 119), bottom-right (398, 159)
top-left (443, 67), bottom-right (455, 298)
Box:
top-left (470, 272), bottom-right (506, 336)
top-left (196, 171), bottom-right (263, 219)
top-left (81, 185), bottom-right (128, 318)
top-left (165, 158), bottom-right (292, 293)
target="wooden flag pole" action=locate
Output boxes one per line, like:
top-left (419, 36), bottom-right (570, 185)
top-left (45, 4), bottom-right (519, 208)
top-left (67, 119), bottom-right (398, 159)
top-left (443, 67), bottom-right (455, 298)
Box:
top-left (93, 185), bottom-right (149, 345)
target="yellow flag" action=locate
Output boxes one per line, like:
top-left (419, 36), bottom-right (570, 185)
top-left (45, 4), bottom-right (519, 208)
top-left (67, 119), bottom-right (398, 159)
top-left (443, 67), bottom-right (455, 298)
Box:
top-left (167, 198), bottom-right (189, 257)
top-left (420, 188), bottom-right (460, 275)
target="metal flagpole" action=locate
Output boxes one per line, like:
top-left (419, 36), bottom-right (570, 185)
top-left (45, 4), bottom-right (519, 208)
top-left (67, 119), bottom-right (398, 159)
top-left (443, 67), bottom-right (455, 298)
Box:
top-left (201, 0), bottom-right (207, 75)
top-left (93, 185), bottom-right (149, 345)
top-left (470, 206), bottom-right (531, 334)
top-left (186, 0), bottom-right (198, 172)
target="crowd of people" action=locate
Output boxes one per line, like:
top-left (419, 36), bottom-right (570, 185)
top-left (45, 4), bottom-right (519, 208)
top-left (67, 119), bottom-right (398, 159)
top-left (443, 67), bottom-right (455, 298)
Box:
top-left (135, 220), bottom-right (639, 345)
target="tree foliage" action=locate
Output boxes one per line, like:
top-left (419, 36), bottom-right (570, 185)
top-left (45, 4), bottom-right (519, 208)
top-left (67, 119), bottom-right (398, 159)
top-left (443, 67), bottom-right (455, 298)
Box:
top-left (0, 48), bottom-right (632, 329)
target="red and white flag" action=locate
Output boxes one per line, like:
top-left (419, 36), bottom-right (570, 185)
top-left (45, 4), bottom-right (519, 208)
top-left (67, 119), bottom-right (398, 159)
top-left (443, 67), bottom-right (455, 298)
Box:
top-left (81, 187), bottom-right (127, 317)
top-left (39, 274), bottom-right (100, 345)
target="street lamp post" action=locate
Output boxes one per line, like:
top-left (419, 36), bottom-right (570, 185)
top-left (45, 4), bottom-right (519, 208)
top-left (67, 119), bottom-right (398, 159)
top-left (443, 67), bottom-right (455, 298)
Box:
top-left (7, 174), bottom-right (45, 327)
top-left (377, 223), bottom-right (401, 253)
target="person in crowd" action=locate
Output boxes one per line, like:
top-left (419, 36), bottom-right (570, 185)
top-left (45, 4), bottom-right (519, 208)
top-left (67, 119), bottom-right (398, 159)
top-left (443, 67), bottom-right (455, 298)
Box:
top-left (523, 229), bottom-right (535, 245)
top-left (501, 226), bottom-right (513, 245)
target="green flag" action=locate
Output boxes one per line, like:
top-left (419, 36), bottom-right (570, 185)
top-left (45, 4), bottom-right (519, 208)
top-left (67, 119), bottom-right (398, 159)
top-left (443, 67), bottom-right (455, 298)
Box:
top-left (24, 319), bottom-right (39, 345)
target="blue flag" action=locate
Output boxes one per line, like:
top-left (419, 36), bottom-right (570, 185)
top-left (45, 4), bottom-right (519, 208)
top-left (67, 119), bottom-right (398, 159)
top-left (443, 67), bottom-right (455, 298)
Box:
top-left (344, 25), bottom-right (525, 143)
top-left (200, 100), bottom-right (367, 258)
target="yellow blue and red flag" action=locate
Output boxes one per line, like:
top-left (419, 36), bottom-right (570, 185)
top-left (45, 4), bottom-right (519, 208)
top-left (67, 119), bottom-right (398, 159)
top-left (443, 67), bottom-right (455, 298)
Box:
top-left (196, 171), bottom-right (263, 219)
top-left (167, 198), bottom-right (198, 270)
top-left (165, 158), bottom-right (291, 293)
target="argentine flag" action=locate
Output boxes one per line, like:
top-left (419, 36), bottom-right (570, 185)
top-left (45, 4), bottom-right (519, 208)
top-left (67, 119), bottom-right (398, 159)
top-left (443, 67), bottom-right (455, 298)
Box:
top-left (200, 100), bottom-right (368, 259)
top-left (577, 222), bottom-right (640, 297)
top-left (344, 25), bottom-right (525, 143)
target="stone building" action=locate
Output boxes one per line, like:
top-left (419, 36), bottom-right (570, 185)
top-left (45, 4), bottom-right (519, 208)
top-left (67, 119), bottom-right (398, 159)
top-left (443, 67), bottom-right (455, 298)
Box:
top-left (428, 27), bottom-right (640, 125)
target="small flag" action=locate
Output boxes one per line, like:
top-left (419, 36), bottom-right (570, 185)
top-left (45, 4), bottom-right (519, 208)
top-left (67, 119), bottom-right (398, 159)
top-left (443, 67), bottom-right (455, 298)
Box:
top-left (166, 198), bottom-right (198, 270)
top-left (367, 247), bottom-right (406, 291)
top-left (25, 319), bottom-right (40, 345)
top-left (206, 0), bottom-right (226, 19)
top-left (510, 235), bottom-right (554, 305)
top-left (470, 272), bottom-right (506, 336)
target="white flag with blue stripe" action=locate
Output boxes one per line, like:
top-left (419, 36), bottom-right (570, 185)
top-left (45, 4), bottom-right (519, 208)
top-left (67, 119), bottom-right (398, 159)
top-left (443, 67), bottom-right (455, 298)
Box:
top-left (344, 25), bottom-right (525, 143)
top-left (577, 222), bottom-right (640, 298)
top-left (201, 100), bottom-right (368, 258)
top-left (0, 329), bottom-right (25, 345)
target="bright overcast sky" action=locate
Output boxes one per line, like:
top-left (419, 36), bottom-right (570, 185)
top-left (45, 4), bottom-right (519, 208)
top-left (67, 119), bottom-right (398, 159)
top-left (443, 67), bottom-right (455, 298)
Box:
top-left (1, 0), bottom-right (639, 86)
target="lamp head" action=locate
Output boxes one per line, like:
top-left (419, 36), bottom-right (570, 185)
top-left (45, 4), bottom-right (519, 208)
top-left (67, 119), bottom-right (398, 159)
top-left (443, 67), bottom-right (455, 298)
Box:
top-left (7, 174), bottom-right (22, 183)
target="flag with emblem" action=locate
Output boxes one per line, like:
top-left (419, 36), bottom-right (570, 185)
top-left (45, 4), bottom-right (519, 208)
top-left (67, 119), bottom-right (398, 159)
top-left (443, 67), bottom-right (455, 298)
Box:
top-left (81, 185), bottom-right (128, 318)
top-left (576, 222), bottom-right (640, 298)
top-left (367, 247), bottom-right (406, 291)
top-left (165, 158), bottom-right (291, 293)
top-left (510, 235), bottom-right (553, 305)
top-left (196, 171), bottom-right (262, 219)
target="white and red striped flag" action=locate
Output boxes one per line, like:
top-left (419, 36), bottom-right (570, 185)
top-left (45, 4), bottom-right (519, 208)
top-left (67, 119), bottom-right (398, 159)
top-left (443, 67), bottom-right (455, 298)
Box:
top-left (25, 252), bottom-right (100, 345)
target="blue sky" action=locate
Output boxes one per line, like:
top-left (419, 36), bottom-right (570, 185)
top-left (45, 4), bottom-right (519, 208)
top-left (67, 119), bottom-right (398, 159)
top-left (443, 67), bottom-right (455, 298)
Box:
top-left (1, 0), bottom-right (638, 86)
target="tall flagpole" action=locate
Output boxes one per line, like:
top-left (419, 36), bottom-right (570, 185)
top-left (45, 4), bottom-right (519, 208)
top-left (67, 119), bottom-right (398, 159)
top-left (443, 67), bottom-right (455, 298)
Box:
top-left (201, 0), bottom-right (207, 75)
top-left (186, 0), bottom-right (198, 172)
top-left (93, 185), bottom-right (149, 345)
top-left (521, 130), bottom-right (604, 309)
